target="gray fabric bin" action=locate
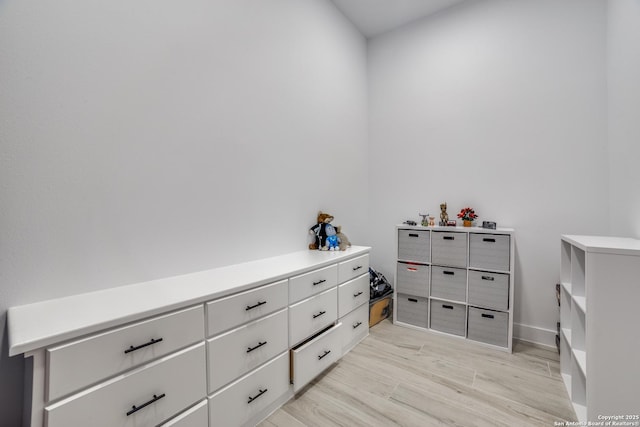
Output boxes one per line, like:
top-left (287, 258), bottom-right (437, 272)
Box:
top-left (398, 229), bottom-right (430, 263)
top-left (469, 233), bottom-right (510, 271)
top-left (429, 300), bottom-right (466, 336)
top-left (468, 270), bottom-right (509, 311)
top-left (430, 266), bottom-right (467, 303)
top-left (396, 294), bottom-right (428, 328)
top-left (396, 262), bottom-right (429, 298)
top-left (467, 307), bottom-right (509, 348)
top-left (431, 231), bottom-right (468, 268)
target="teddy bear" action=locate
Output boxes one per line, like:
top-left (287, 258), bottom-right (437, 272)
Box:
top-left (336, 226), bottom-right (351, 251)
top-left (309, 211), bottom-right (340, 251)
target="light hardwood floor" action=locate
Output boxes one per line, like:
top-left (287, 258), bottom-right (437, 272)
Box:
top-left (260, 320), bottom-right (576, 427)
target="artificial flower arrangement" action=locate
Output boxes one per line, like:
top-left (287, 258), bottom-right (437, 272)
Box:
top-left (457, 207), bottom-right (478, 222)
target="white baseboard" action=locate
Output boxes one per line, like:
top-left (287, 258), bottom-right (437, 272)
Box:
top-left (513, 322), bottom-right (557, 350)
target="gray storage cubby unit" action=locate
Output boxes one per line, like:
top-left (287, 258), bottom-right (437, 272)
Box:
top-left (396, 294), bottom-right (429, 328)
top-left (430, 300), bottom-right (466, 337)
top-left (394, 225), bottom-right (515, 352)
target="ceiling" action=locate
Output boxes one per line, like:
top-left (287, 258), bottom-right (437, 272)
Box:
top-left (331, 0), bottom-right (467, 38)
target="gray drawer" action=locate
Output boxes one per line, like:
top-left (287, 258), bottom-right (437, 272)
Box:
top-left (396, 262), bottom-right (429, 298)
top-left (431, 232), bottom-right (467, 268)
top-left (429, 300), bottom-right (466, 336)
top-left (468, 270), bottom-right (509, 311)
top-left (398, 229), bottom-right (430, 263)
top-left (469, 233), bottom-right (510, 272)
top-left (396, 294), bottom-right (428, 328)
top-left (430, 266), bottom-right (467, 302)
top-left (467, 307), bottom-right (509, 348)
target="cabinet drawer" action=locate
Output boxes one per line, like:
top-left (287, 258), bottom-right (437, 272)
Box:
top-left (47, 305), bottom-right (205, 401)
top-left (207, 309), bottom-right (288, 393)
top-left (431, 231), bottom-right (468, 268)
top-left (396, 262), bottom-right (429, 298)
top-left (431, 266), bottom-right (467, 302)
top-left (291, 323), bottom-right (342, 392)
top-left (398, 229), bottom-right (430, 263)
top-left (430, 300), bottom-right (466, 337)
top-left (206, 280), bottom-right (288, 336)
top-left (160, 400), bottom-right (208, 427)
top-left (208, 352), bottom-right (290, 427)
top-left (289, 287), bottom-right (338, 346)
top-left (338, 254), bottom-right (370, 283)
top-left (340, 303), bottom-right (369, 354)
top-left (469, 233), bottom-right (510, 272)
top-left (467, 307), bottom-right (509, 348)
top-left (289, 264), bottom-right (338, 304)
top-left (396, 294), bottom-right (428, 328)
top-left (45, 343), bottom-right (207, 427)
top-left (338, 273), bottom-right (369, 317)
top-left (468, 270), bottom-right (509, 311)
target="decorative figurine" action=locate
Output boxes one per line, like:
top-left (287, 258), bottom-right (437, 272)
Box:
top-left (419, 212), bottom-right (429, 227)
top-left (428, 216), bottom-right (436, 227)
top-left (309, 211), bottom-right (340, 251)
top-left (439, 203), bottom-right (449, 226)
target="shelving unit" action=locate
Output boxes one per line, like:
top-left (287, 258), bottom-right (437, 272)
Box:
top-left (559, 235), bottom-right (640, 422)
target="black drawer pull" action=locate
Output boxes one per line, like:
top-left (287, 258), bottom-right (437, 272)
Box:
top-left (353, 321), bottom-right (362, 329)
top-left (443, 271), bottom-right (455, 275)
top-left (442, 305), bottom-right (454, 310)
top-left (313, 279), bottom-right (326, 286)
top-left (126, 393), bottom-right (165, 416)
top-left (313, 310), bottom-right (326, 319)
top-left (247, 341), bottom-right (267, 353)
top-left (353, 291), bottom-right (363, 297)
top-left (408, 298), bottom-right (418, 303)
top-left (247, 388), bottom-right (268, 404)
top-left (246, 300), bottom-right (267, 311)
top-left (124, 338), bottom-right (163, 354)
top-left (318, 350), bottom-right (331, 360)
top-left (483, 238), bottom-right (496, 243)
top-left (443, 236), bottom-right (454, 240)
top-left (481, 275), bottom-right (495, 281)
top-left (481, 313), bottom-right (495, 319)
top-left (408, 233), bottom-right (419, 238)
top-left (352, 265), bottom-right (363, 271)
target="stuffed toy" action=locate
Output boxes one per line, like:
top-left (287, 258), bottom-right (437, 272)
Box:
top-left (336, 226), bottom-right (351, 251)
top-left (309, 211), bottom-right (340, 251)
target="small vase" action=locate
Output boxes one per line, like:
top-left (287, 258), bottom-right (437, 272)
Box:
top-left (463, 220), bottom-right (472, 227)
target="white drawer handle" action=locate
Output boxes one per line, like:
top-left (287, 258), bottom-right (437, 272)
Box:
top-left (247, 341), bottom-right (267, 353)
top-left (124, 338), bottom-right (163, 354)
top-left (352, 321), bottom-right (362, 329)
top-left (246, 300), bottom-right (267, 311)
top-left (481, 313), bottom-right (495, 319)
top-left (126, 393), bottom-right (165, 416)
top-left (352, 265), bottom-right (363, 271)
top-left (313, 279), bottom-right (326, 286)
top-left (318, 349), bottom-right (331, 360)
top-left (353, 291), bottom-right (363, 298)
top-left (483, 238), bottom-right (496, 243)
top-left (312, 310), bottom-right (326, 319)
top-left (481, 275), bottom-right (495, 281)
top-left (247, 388), bottom-right (268, 404)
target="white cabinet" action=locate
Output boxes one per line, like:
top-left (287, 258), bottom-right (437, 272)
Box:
top-left (8, 246), bottom-right (370, 427)
top-left (559, 235), bottom-right (640, 422)
top-left (393, 225), bottom-right (515, 352)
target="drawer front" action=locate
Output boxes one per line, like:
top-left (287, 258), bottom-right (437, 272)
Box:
top-left (47, 305), bottom-right (205, 401)
top-left (207, 309), bottom-right (288, 393)
top-left (208, 352), bottom-right (290, 427)
top-left (291, 323), bottom-right (342, 392)
top-left (338, 254), bottom-right (370, 283)
top-left (45, 343), bottom-right (207, 427)
top-left (340, 303), bottom-right (369, 354)
top-left (469, 233), bottom-right (510, 272)
top-left (430, 300), bottom-right (466, 336)
top-left (207, 279), bottom-right (288, 336)
top-left (289, 287), bottom-right (338, 346)
top-left (431, 231), bottom-right (468, 268)
top-left (396, 262), bottom-right (429, 298)
top-left (289, 264), bottom-right (338, 304)
top-left (337, 273), bottom-right (369, 317)
top-left (160, 400), bottom-right (208, 427)
top-left (396, 294), bottom-right (428, 328)
top-left (467, 307), bottom-right (509, 348)
top-left (468, 270), bottom-right (509, 311)
top-left (398, 229), bottom-right (430, 263)
top-left (430, 266), bottom-right (467, 303)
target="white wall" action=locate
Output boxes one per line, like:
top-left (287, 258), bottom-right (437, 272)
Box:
top-left (0, 0), bottom-right (368, 423)
top-left (367, 0), bottom-right (608, 345)
top-left (608, 0), bottom-right (640, 239)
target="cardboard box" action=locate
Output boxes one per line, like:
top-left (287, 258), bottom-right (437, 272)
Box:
top-left (369, 295), bottom-right (392, 327)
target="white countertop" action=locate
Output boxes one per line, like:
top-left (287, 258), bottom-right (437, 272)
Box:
top-left (8, 246), bottom-right (370, 357)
